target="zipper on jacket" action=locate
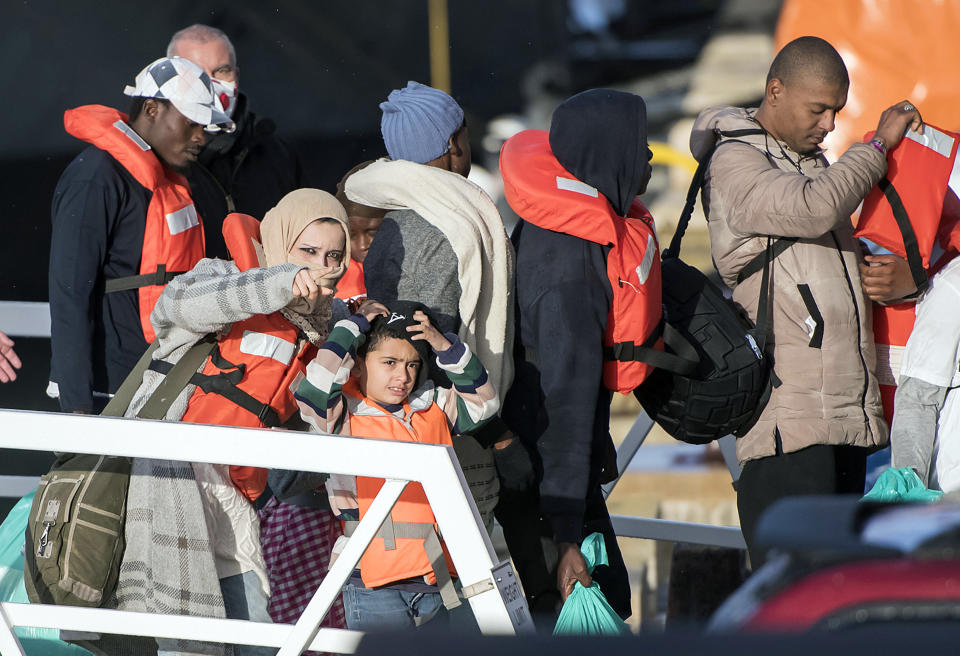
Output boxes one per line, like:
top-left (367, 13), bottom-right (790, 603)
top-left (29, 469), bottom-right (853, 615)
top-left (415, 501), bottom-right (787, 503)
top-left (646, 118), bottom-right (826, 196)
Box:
top-left (830, 232), bottom-right (870, 429)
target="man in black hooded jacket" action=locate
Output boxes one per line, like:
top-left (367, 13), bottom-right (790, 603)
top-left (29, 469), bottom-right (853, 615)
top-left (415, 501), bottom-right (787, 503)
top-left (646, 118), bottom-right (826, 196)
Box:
top-left (500, 89), bottom-right (653, 618)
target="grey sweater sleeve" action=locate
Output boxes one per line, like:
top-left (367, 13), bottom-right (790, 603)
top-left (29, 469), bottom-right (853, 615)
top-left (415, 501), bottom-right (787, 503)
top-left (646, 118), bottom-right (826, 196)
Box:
top-left (150, 259), bottom-right (302, 340)
top-left (890, 375), bottom-right (949, 485)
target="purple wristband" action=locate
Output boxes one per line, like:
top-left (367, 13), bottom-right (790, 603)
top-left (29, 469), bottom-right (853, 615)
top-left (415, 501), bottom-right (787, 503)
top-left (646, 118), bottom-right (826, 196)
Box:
top-left (869, 137), bottom-right (886, 155)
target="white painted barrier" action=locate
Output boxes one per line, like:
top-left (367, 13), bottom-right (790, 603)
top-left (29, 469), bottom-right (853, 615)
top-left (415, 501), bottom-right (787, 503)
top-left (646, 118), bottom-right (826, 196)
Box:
top-left (0, 300), bottom-right (747, 552)
top-left (0, 409), bottom-right (533, 655)
top-left (0, 302), bottom-right (50, 338)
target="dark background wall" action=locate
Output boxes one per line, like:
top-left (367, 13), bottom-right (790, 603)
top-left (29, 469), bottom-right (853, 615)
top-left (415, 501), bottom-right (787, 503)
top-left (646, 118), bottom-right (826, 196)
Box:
top-left (0, 2), bottom-right (726, 509)
top-left (0, 0), bottom-right (573, 412)
top-left (0, 0), bottom-right (726, 413)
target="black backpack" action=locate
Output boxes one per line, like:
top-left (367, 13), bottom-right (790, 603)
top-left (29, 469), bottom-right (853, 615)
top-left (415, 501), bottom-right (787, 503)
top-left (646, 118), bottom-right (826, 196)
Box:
top-left (632, 134), bottom-right (777, 444)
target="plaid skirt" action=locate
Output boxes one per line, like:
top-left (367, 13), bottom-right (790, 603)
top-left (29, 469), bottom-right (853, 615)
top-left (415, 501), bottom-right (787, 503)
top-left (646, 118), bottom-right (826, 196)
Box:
top-left (258, 498), bottom-right (346, 629)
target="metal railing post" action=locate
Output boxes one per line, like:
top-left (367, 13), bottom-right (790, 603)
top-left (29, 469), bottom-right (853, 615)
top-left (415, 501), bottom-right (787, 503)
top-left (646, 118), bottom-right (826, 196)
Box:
top-left (279, 479), bottom-right (408, 656)
top-left (0, 597), bottom-right (26, 656)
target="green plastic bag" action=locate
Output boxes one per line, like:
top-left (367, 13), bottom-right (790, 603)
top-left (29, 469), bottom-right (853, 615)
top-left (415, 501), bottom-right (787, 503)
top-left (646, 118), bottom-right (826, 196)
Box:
top-left (553, 532), bottom-right (631, 636)
top-left (862, 467), bottom-right (944, 503)
top-left (0, 491), bottom-right (93, 655)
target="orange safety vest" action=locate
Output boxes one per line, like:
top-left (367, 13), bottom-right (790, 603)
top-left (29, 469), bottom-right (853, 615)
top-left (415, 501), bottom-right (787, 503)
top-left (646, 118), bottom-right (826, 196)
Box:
top-left (176, 213), bottom-right (316, 501)
top-left (854, 124), bottom-right (960, 423)
top-left (336, 259), bottom-right (366, 304)
top-left (500, 129), bottom-right (663, 394)
top-left (64, 105), bottom-right (205, 343)
top-left (345, 378), bottom-right (457, 589)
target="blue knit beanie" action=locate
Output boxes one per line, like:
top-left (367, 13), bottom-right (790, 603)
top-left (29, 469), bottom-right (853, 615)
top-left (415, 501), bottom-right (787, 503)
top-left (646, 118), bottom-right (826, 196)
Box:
top-left (380, 81), bottom-right (464, 164)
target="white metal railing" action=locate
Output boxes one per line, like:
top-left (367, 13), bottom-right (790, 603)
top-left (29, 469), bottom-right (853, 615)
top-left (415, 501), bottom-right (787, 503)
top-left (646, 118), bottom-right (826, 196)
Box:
top-left (604, 413), bottom-right (746, 550)
top-left (0, 409), bottom-right (533, 655)
top-left (0, 299), bottom-right (746, 558)
top-left (0, 302), bottom-right (50, 338)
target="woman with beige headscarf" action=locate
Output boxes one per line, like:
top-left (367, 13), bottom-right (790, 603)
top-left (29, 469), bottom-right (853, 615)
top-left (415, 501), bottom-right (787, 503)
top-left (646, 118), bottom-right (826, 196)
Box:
top-left (101, 189), bottom-right (353, 656)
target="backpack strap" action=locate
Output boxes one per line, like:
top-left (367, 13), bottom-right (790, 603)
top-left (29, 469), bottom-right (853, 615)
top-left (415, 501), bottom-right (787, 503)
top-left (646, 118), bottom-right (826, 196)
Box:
top-left (604, 318), bottom-right (699, 375)
top-left (135, 335), bottom-right (218, 420)
top-left (665, 128), bottom-right (764, 259)
top-left (634, 126), bottom-right (776, 378)
top-left (100, 340), bottom-right (160, 417)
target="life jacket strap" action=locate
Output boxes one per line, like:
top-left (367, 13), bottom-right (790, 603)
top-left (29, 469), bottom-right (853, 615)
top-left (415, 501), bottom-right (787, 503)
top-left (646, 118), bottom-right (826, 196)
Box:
top-left (877, 177), bottom-right (930, 295)
top-left (146, 342), bottom-right (282, 427)
top-left (343, 518), bottom-right (461, 610)
top-left (604, 318), bottom-right (699, 376)
top-left (104, 264), bottom-right (186, 293)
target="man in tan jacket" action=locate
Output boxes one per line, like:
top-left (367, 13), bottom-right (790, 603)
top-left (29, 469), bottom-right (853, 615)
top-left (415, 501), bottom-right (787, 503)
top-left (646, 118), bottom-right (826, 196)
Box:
top-left (690, 36), bottom-right (923, 563)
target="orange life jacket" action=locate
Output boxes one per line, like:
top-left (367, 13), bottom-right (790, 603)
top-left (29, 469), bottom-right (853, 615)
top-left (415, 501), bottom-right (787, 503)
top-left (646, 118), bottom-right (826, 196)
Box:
top-left (336, 260), bottom-right (366, 304)
top-left (500, 129), bottom-right (663, 394)
top-left (64, 105), bottom-right (205, 343)
top-left (345, 377), bottom-right (457, 589)
top-left (854, 124), bottom-right (960, 423)
top-left (176, 213), bottom-right (316, 501)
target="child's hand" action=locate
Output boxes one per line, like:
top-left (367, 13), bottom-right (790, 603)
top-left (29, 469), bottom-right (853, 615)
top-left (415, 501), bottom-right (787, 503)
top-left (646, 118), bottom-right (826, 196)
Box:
top-left (357, 299), bottom-right (388, 323)
top-left (407, 310), bottom-right (451, 351)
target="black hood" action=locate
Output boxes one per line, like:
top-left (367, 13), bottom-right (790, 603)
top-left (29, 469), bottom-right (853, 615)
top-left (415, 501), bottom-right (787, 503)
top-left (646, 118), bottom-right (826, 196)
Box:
top-left (548, 89), bottom-right (649, 217)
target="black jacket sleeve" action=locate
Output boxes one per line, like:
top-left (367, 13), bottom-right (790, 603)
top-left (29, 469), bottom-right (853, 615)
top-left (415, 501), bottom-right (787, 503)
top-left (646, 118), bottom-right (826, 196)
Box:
top-left (48, 153), bottom-right (131, 412)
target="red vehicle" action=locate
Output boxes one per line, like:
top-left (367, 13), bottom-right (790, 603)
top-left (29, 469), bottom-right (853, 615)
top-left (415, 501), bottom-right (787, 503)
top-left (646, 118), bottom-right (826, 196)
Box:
top-left (709, 496), bottom-right (960, 631)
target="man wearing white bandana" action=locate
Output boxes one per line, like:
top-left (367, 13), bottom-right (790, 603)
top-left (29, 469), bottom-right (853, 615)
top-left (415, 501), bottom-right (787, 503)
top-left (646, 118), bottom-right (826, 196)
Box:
top-left (168, 24), bottom-right (305, 260)
top-left (49, 56), bottom-right (232, 414)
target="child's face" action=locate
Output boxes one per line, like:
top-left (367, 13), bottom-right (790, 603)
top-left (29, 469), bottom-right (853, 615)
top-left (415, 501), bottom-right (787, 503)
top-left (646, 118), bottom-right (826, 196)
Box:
top-left (358, 336), bottom-right (422, 406)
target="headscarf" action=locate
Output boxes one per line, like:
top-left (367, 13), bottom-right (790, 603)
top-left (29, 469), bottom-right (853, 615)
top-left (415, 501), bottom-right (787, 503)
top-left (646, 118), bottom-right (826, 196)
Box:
top-left (259, 188), bottom-right (350, 317)
top-left (548, 89), bottom-right (650, 217)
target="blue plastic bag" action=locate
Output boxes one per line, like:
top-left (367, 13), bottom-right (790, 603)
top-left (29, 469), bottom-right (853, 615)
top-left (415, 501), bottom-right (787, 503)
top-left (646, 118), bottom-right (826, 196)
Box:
top-left (861, 467), bottom-right (943, 503)
top-left (553, 532), bottom-right (631, 636)
top-left (0, 491), bottom-right (93, 655)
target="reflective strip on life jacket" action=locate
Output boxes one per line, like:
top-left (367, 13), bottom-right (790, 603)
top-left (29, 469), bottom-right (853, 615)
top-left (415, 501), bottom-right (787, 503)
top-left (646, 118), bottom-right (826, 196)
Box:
top-left (64, 105), bottom-right (205, 343)
top-left (240, 330), bottom-right (297, 365)
top-left (500, 129), bottom-right (663, 394)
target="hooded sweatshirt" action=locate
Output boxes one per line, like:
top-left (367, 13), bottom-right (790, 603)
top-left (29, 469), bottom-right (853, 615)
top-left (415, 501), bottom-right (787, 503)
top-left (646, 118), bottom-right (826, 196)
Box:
top-left (504, 89), bottom-right (650, 543)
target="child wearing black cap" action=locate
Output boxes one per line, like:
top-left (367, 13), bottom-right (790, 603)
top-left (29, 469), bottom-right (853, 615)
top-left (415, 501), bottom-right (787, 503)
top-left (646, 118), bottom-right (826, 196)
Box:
top-left (294, 299), bottom-right (499, 631)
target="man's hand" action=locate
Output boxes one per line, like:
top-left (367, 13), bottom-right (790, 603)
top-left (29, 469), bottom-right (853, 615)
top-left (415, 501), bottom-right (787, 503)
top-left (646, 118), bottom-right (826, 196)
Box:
top-left (0, 330), bottom-right (21, 383)
top-left (859, 253), bottom-right (918, 302)
top-left (556, 541), bottom-right (592, 601)
top-left (874, 100), bottom-right (924, 152)
top-left (356, 299), bottom-right (388, 323)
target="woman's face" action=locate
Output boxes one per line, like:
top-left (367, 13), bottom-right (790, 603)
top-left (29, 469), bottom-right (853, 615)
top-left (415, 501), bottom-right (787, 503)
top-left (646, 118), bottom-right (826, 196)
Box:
top-left (288, 219), bottom-right (346, 269)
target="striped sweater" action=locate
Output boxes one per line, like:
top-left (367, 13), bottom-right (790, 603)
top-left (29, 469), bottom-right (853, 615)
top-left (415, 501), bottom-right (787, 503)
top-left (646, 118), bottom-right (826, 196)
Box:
top-left (295, 315), bottom-right (499, 440)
